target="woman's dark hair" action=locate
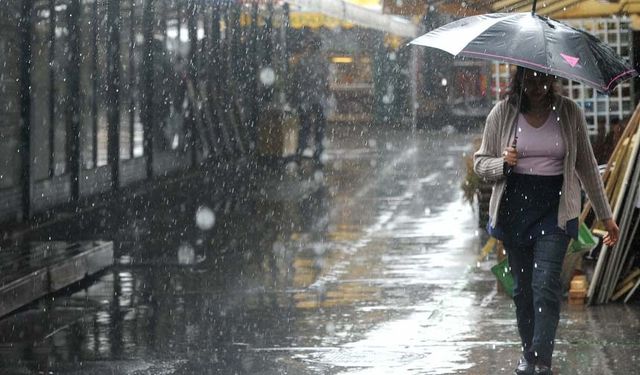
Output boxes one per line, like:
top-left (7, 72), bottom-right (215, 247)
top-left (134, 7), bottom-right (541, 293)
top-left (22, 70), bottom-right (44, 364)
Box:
top-left (506, 66), bottom-right (557, 113)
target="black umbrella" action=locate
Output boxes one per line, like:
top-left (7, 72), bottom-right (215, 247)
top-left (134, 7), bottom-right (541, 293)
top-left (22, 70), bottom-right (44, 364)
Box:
top-left (410, 7), bottom-right (637, 93)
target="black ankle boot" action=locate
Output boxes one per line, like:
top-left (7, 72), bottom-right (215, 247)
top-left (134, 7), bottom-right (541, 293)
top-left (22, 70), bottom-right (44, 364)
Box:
top-left (534, 365), bottom-right (553, 375)
top-left (515, 356), bottom-right (534, 375)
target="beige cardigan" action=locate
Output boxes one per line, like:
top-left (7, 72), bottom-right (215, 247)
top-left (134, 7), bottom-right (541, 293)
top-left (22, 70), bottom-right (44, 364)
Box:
top-left (474, 94), bottom-right (612, 230)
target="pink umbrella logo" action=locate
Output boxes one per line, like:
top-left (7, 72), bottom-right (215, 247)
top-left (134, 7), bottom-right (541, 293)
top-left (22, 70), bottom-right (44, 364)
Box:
top-left (561, 53), bottom-right (580, 68)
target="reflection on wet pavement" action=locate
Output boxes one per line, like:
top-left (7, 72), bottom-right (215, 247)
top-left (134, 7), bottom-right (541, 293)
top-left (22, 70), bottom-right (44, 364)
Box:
top-left (1, 127), bottom-right (639, 374)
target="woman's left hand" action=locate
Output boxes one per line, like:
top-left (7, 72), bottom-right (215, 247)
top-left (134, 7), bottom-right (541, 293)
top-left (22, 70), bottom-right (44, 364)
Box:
top-left (603, 218), bottom-right (620, 247)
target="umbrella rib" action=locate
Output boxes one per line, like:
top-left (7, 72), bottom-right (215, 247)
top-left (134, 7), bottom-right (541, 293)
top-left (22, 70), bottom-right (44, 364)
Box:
top-left (606, 69), bottom-right (638, 91)
top-left (540, 14), bottom-right (550, 76)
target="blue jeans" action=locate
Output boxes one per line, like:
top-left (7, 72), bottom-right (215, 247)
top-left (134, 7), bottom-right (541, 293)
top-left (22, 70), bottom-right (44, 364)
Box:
top-left (505, 233), bottom-right (570, 367)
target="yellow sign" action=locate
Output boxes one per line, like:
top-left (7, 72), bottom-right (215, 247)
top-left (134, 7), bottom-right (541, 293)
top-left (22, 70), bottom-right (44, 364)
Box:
top-left (289, 12), bottom-right (354, 29)
top-left (345, 0), bottom-right (382, 7)
top-left (331, 56), bottom-right (354, 64)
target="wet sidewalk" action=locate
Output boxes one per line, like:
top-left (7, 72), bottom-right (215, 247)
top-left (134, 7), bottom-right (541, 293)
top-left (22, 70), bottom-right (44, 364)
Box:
top-left (0, 126), bottom-right (639, 374)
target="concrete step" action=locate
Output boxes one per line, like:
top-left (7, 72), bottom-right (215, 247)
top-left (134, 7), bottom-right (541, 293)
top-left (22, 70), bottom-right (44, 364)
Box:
top-left (0, 241), bottom-right (113, 318)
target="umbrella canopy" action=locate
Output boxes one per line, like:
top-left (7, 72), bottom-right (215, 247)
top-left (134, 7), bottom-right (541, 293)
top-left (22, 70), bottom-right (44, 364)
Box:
top-left (410, 12), bottom-right (637, 94)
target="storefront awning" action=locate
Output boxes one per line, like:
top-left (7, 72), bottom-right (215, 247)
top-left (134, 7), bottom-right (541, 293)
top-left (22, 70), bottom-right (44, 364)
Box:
top-left (285, 0), bottom-right (418, 38)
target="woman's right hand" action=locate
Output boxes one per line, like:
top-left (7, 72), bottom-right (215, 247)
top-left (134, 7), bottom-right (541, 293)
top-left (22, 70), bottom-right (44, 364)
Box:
top-left (503, 147), bottom-right (518, 167)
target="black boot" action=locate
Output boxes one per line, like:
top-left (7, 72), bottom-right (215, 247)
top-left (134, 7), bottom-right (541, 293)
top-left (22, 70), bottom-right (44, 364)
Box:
top-left (515, 356), bottom-right (534, 375)
top-left (534, 365), bottom-right (553, 375)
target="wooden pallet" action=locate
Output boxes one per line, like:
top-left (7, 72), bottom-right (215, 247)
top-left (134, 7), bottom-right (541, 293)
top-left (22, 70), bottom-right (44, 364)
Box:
top-left (0, 241), bottom-right (114, 318)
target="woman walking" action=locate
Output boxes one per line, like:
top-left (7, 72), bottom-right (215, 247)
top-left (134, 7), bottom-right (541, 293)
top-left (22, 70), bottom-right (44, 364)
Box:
top-left (474, 67), bottom-right (619, 375)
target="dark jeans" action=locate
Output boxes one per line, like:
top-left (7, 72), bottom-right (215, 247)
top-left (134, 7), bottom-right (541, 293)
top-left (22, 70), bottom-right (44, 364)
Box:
top-left (505, 233), bottom-right (570, 367)
top-left (297, 103), bottom-right (325, 164)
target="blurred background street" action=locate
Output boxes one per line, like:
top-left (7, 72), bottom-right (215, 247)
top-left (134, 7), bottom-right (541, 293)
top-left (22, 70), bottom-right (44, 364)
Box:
top-left (2, 1), bottom-right (640, 374)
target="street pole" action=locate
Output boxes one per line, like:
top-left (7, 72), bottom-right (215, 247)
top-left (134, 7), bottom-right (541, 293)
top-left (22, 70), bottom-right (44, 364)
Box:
top-left (410, 45), bottom-right (418, 131)
top-left (142, 0), bottom-right (155, 179)
top-left (68, 0), bottom-right (81, 202)
top-left (107, 0), bottom-right (121, 189)
top-left (18, 0), bottom-right (33, 221)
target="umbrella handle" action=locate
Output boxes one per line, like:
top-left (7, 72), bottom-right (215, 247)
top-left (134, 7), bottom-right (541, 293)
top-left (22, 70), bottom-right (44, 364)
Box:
top-left (532, 0), bottom-right (537, 14)
top-left (505, 67), bottom-right (525, 176)
top-left (505, 133), bottom-right (518, 176)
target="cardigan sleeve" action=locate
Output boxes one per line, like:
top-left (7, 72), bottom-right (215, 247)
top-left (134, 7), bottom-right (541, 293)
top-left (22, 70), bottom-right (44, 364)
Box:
top-left (474, 102), bottom-right (506, 181)
top-left (574, 104), bottom-right (613, 221)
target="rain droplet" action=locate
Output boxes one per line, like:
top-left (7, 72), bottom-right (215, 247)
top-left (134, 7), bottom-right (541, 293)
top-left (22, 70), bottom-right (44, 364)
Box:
top-left (195, 206), bottom-right (216, 230)
top-left (259, 67), bottom-right (276, 86)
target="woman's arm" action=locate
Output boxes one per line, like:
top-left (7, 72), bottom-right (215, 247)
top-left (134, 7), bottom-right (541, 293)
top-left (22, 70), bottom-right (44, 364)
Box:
top-left (474, 103), bottom-right (506, 181)
top-left (574, 105), bottom-right (613, 221)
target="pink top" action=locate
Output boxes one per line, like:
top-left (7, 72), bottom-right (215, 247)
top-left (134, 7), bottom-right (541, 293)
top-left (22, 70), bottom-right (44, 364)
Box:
top-left (513, 111), bottom-right (565, 176)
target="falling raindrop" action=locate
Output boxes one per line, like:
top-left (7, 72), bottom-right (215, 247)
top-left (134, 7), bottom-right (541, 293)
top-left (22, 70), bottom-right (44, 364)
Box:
top-left (259, 67), bottom-right (276, 86)
top-left (196, 205), bottom-right (216, 230)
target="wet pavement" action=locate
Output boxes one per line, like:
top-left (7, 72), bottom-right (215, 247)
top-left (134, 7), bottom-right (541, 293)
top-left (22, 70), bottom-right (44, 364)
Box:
top-left (1, 125), bottom-right (640, 374)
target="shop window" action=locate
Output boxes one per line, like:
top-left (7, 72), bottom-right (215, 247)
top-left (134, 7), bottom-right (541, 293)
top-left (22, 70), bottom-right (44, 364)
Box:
top-left (30, 0), bottom-right (53, 180)
top-left (52, 0), bottom-right (70, 175)
top-left (95, 0), bottom-right (109, 167)
top-left (79, 0), bottom-right (94, 168)
top-left (0, 0), bottom-right (21, 188)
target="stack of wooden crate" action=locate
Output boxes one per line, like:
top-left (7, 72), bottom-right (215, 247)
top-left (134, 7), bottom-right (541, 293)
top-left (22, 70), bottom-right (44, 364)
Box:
top-left (568, 274), bottom-right (588, 305)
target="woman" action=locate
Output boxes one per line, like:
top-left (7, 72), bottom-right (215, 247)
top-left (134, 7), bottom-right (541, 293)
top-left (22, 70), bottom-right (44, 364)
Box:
top-left (474, 67), bottom-right (619, 375)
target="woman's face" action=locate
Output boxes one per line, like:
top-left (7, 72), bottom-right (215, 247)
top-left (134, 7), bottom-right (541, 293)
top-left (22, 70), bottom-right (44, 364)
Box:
top-left (522, 70), bottom-right (555, 103)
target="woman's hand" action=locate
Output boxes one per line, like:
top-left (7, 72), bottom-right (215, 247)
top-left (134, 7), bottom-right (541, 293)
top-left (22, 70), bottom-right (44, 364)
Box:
top-left (603, 218), bottom-right (620, 247)
top-left (502, 147), bottom-right (518, 167)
